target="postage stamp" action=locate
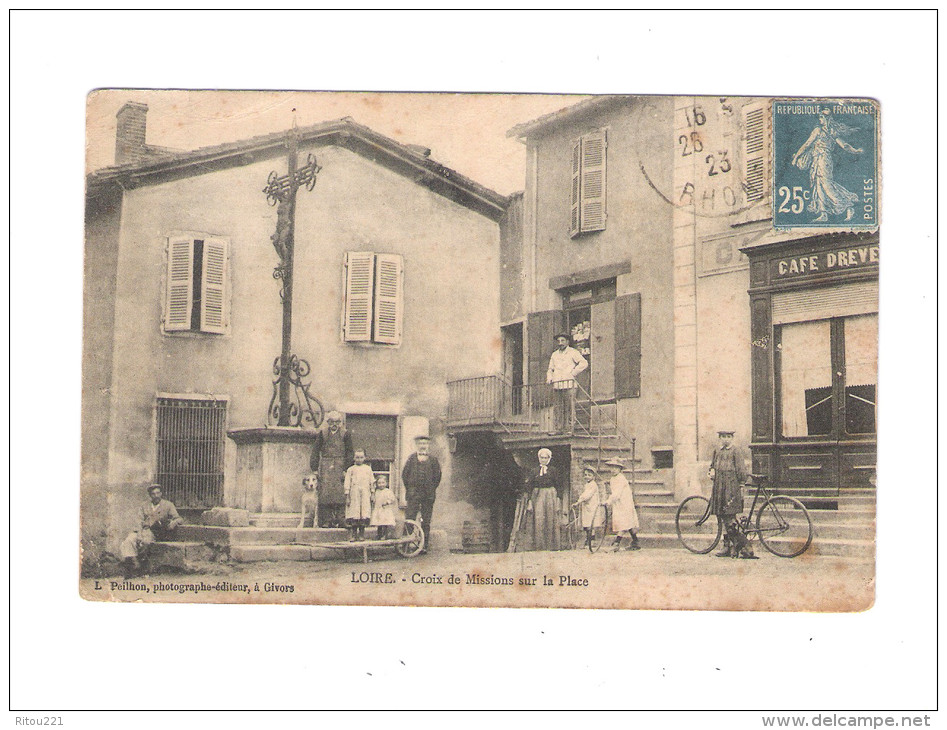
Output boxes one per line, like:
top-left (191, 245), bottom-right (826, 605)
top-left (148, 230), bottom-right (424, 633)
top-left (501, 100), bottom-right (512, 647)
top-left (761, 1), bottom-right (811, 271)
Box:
top-left (771, 98), bottom-right (879, 229)
top-left (80, 91), bottom-right (878, 611)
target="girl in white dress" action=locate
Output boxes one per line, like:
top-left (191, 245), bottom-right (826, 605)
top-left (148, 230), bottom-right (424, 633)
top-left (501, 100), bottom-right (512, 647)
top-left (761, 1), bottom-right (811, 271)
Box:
top-left (344, 449), bottom-right (374, 541)
top-left (604, 459), bottom-right (641, 551)
top-left (370, 473), bottom-right (397, 540)
top-left (572, 466), bottom-right (602, 550)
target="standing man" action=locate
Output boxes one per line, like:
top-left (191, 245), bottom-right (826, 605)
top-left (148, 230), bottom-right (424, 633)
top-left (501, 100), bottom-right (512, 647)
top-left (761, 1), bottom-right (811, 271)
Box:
top-left (310, 411), bottom-right (354, 528)
top-left (546, 333), bottom-right (588, 434)
top-left (401, 435), bottom-right (441, 554)
top-left (119, 484), bottom-right (184, 578)
top-left (708, 430), bottom-right (755, 559)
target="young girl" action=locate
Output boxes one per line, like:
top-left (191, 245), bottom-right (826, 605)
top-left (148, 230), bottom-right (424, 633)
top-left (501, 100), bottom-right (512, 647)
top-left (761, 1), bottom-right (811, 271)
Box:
top-left (344, 449), bottom-right (374, 541)
top-left (370, 473), bottom-right (397, 540)
top-left (604, 458), bottom-right (641, 551)
top-left (572, 466), bottom-right (602, 550)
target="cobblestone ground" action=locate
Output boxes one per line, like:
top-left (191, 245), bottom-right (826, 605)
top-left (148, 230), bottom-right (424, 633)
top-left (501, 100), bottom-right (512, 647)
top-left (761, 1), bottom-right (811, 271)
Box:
top-left (82, 545), bottom-right (874, 612)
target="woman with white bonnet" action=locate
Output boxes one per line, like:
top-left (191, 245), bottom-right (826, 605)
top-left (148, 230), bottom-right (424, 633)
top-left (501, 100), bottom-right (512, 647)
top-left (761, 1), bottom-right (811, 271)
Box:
top-left (516, 448), bottom-right (565, 551)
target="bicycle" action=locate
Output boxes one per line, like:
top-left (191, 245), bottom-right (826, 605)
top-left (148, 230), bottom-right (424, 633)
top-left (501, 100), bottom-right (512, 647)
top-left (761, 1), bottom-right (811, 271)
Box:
top-left (675, 473), bottom-right (813, 558)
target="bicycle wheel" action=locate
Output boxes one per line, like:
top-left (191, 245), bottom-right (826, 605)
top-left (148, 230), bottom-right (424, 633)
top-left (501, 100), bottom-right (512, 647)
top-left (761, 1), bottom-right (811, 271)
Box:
top-left (588, 505), bottom-right (608, 553)
top-left (756, 496), bottom-right (813, 558)
top-left (564, 508), bottom-right (579, 550)
top-left (396, 519), bottom-right (425, 558)
top-left (675, 496), bottom-right (722, 554)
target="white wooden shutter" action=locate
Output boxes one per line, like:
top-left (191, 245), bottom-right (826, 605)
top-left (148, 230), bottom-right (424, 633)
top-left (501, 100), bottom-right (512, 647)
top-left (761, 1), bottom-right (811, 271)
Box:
top-left (570, 138), bottom-right (581, 237)
top-left (200, 237), bottom-right (228, 334)
top-left (742, 103), bottom-right (766, 203)
top-left (579, 130), bottom-right (607, 233)
top-left (373, 253), bottom-right (403, 345)
top-left (165, 236), bottom-right (194, 331)
top-left (343, 251), bottom-right (375, 342)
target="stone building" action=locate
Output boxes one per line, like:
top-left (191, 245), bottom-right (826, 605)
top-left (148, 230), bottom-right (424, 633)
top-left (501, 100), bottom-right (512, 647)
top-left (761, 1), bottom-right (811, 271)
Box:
top-left (82, 103), bottom-right (509, 570)
top-left (447, 94), bottom-right (877, 551)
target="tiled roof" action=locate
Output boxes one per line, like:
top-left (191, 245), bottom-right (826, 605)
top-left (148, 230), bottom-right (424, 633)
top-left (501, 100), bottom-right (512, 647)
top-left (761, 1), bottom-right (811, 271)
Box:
top-left (506, 95), bottom-right (636, 139)
top-left (87, 117), bottom-right (509, 221)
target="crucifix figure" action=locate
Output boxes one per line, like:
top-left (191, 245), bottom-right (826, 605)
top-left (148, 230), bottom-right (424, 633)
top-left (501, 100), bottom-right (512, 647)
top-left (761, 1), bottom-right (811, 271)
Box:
top-left (262, 125), bottom-right (324, 428)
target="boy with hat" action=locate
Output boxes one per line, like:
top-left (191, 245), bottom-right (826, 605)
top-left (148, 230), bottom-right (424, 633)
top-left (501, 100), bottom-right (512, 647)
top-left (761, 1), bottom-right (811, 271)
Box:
top-left (545, 333), bottom-right (588, 434)
top-left (708, 430), bottom-right (755, 559)
top-left (401, 434), bottom-right (441, 553)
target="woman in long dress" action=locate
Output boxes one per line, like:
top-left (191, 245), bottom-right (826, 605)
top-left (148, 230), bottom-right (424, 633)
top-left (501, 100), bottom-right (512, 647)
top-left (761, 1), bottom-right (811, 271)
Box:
top-left (791, 110), bottom-right (863, 223)
top-left (604, 459), bottom-right (640, 551)
top-left (516, 448), bottom-right (564, 552)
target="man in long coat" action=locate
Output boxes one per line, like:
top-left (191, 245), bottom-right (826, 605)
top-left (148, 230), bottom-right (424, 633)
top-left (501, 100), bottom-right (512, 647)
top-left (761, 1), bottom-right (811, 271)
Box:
top-left (310, 411), bottom-right (354, 527)
top-left (708, 430), bottom-right (755, 559)
top-left (401, 435), bottom-right (441, 553)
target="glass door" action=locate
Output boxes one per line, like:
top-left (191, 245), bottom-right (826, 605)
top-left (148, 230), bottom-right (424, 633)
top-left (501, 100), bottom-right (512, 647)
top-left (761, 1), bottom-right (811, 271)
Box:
top-left (776, 314), bottom-right (878, 490)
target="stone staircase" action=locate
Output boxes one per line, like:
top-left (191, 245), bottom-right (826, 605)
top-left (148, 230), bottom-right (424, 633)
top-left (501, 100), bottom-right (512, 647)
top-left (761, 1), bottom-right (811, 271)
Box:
top-left (638, 486), bottom-right (876, 558)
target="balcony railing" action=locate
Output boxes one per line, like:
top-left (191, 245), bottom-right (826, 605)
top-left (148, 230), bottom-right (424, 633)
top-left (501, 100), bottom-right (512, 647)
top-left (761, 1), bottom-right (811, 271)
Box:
top-left (447, 374), bottom-right (621, 437)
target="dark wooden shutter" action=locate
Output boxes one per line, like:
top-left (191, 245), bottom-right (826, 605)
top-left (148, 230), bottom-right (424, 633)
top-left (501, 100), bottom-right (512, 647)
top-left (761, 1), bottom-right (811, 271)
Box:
top-left (527, 310), bottom-right (563, 386)
top-left (614, 293), bottom-right (641, 399)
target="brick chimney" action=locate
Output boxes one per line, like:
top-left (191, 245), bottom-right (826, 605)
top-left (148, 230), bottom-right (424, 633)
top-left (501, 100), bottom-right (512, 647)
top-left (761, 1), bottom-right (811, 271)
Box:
top-left (115, 102), bottom-right (149, 165)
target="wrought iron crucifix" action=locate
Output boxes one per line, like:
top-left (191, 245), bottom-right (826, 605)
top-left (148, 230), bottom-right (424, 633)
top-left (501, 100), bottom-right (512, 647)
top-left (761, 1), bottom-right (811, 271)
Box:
top-left (263, 125), bottom-right (325, 428)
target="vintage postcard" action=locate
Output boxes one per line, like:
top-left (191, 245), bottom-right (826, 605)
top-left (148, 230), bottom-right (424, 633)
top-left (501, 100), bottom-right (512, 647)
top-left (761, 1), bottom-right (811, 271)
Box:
top-left (80, 91), bottom-right (878, 610)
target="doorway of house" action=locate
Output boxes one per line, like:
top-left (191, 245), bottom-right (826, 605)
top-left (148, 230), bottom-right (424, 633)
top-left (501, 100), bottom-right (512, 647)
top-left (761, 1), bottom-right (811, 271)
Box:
top-left (562, 279), bottom-right (616, 431)
top-left (502, 322), bottom-right (524, 416)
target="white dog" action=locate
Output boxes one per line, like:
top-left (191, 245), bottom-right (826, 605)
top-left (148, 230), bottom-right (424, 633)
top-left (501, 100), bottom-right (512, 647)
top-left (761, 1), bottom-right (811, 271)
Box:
top-left (299, 474), bottom-right (319, 529)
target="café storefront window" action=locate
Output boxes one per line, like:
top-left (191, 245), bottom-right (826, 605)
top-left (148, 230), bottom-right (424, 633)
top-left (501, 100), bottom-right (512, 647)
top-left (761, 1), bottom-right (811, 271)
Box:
top-left (779, 320), bottom-right (833, 438)
top-left (745, 233), bottom-right (878, 493)
top-left (777, 314), bottom-right (877, 440)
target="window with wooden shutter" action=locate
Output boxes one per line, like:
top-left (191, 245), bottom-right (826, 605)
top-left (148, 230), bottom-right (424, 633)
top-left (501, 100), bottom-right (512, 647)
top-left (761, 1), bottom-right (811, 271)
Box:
top-left (570, 130), bottom-right (607, 237)
top-left (742, 103), bottom-right (767, 204)
top-left (580, 130), bottom-right (607, 233)
top-left (614, 293), bottom-right (642, 399)
top-left (165, 236), bottom-right (194, 332)
top-left (200, 238), bottom-right (228, 334)
top-left (343, 251), bottom-right (375, 342)
top-left (373, 253), bottom-right (403, 345)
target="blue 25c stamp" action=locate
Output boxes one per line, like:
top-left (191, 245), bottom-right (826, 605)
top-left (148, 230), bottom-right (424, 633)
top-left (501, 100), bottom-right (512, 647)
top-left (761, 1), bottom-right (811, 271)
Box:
top-left (772, 99), bottom-right (879, 229)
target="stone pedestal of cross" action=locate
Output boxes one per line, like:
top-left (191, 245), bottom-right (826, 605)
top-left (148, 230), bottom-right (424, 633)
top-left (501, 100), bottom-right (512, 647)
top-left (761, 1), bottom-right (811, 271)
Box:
top-left (262, 128), bottom-right (324, 428)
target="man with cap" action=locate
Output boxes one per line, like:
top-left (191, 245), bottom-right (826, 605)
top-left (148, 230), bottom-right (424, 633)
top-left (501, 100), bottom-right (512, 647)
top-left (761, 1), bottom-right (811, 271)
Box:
top-left (119, 484), bottom-right (184, 578)
top-left (546, 333), bottom-right (588, 434)
top-left (310, 410), bottom-right (354, 527)
top-left (708, 430), bottom-right (755, 559)
top-left (401, 435), bottom-right (442, 553)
